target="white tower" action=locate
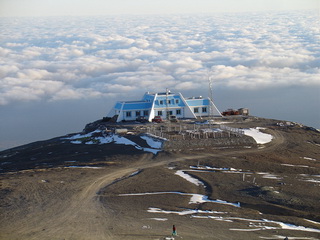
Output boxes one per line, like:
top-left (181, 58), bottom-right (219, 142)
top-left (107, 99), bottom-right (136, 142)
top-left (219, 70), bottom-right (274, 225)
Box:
top-left (208, 73), bottom-right (214, 118)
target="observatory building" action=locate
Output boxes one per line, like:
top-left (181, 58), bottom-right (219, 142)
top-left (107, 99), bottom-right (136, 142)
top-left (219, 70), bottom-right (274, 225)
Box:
top-left (107, 90), bottom-right (222, 122)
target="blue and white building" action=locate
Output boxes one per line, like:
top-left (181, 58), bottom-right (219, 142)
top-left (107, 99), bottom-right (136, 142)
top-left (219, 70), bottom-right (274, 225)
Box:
top-left (107, 90), bottom-right (222, 122)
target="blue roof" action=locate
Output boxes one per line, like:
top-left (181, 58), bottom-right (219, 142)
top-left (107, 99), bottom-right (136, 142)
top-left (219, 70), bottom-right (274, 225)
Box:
top-left (185, 98), bottom-right (210, 107)
top-left (114, 102), bottom-right (123, 109)
top-left (122, 101), bottom-right (153, 110)
top-left (153, 95), bottom-right (186, 108)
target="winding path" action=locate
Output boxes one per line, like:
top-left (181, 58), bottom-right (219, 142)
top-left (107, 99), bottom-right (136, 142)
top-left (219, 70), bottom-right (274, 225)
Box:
top-left (0, 129), bottom-right (286, 240)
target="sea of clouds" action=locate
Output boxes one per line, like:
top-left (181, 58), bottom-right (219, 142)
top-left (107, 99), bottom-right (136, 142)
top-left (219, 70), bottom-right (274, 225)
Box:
top-left (1, 11), bottom-right (319, 105)
top-left (0, 10), bottom-right (319, 150)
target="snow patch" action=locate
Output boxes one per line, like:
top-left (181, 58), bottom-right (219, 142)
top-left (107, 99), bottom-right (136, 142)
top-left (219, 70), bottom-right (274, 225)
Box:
top-left (192, 215), bottom-right (233, 222)
top-left (149, 218), bottom-right (168, 221)
top-left (140, 135), bottom-right (162, 149)
top-left (229, 217), bottom-right (320, 233)
top-left (63, 131), bottom-right (162, 154)
top-left (281, 163), bottom-right (311, 168)
top-left (66, 166), bottom-right (103, 169)
top-left (243, 128), bottom-right (273, 144)
top-left (175, 170), bottom-right (204, 186)
top-left (148, 207), bottom-right (227, 216)
top-left (260, 236), bottom-right (318, 240)
top-left (257, 172), bottom-right (282, 180)
top-left (120, 191), bottom-right (240, 207)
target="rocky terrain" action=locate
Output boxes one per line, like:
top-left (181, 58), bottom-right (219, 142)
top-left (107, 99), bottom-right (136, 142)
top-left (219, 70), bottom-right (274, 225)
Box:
top-left (0, 116), bottom-right (319, 240)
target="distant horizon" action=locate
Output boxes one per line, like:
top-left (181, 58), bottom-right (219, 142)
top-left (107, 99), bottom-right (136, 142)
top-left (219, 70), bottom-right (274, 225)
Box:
top-left (1, 0), bottom-right (319, 17)
top-left (1, 8), bottom-right (318, 17)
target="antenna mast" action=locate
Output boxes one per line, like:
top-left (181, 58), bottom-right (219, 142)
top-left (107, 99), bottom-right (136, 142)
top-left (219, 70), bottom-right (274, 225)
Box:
top-left (208, 71), bottom-right (214, 118)
top-left (166, 88), bottom-right (169, 120)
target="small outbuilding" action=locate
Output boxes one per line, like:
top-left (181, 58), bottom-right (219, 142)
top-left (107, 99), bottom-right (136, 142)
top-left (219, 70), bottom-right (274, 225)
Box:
top-left (238, 108), bottom-right (249, 116)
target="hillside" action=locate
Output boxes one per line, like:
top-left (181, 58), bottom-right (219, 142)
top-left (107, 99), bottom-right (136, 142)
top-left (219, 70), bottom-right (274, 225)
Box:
top-left (0, 116), bottom-right (319, 240)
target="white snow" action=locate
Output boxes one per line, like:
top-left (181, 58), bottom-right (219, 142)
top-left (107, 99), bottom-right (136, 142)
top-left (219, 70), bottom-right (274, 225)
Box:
top-left (63, 131), bottom-right (162, 154)
top-left (65, 166), bottom-right (103, 169)
top-left (192, 215), bottom-right (233, 222)
top-left (263, 219), bottom-right (320, 233)
top-left (175, 170), bottom-right (204, 186)
top-left (262, 174), bottom-right (282, 180)
top-left (281, 163), bottom-right (311, 168)
top-left (230, 228), bottom-right (269, 231)
top-left (148, 207), bottom-right (227, 216)
top-left (303, 157), bottom-right (317, 161)
top-left (147, 206), bottom-right (320, 234)
top-left (140, 135), bottom-right (162, 149)
top-left (129, 170), bottom-right (141, 177)
top-left (149, 218), bottom-right (168, 221)
top-left (260, 236), bottom-right (318, 240)
top-left (188, 166), bottom-right (249, 174)
top-left (229, 218), bottom-right (320, 233)
top-left (257, 172), bottom-right (282, 180)
top-left (119, 191), bottom-right (240, 207)
top-left (189, 194), bottom-right (240, 207)
top-left (243, 128), bottom-right (273, 144)
top-left (190, 165), bottom-right (240, 171)
top-left (65, 130), bottom-right (100, 140)
top-left (304, 219), bottom-right (320, 225)
top-left (302, 179), bottom-right (320, 183)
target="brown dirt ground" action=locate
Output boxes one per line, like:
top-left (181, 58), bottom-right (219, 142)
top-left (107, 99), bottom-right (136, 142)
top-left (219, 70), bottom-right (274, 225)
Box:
top-left (0, 117), bottom-right (319, 240)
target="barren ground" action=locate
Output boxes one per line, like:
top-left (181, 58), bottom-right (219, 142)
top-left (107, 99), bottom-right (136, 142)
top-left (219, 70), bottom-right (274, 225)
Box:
top-left (0, 117), bottom-right (319, 240)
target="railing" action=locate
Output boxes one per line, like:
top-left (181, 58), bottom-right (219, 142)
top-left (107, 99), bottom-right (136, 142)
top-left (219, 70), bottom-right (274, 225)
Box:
top-left (144, 123), bottom-right (244, 140)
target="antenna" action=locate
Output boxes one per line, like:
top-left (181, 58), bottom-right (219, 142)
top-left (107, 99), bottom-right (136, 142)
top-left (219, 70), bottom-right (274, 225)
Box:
top-left (166, 88), bottom-right (169, 120)
top-left (207, 70), bottom-right (214, 118)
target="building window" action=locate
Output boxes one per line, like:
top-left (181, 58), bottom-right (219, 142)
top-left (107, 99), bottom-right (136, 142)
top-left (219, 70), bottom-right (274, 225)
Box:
top-left (194, 108), bottom-right (199, 113)
top-left (160, 100), bottom-right (163, 105)
top-left (167, 100), bottom-right (171, 104)
top-left (176, 109), bottom-right (181, 115)
top-left (136, 111), bottom-right (140, 116)
top-left (158, 111), bottom-right (162, 116)
top-left (143, 110), bottom-right (149, 116)
top-left (126, 111), bottom-right (131, 117)
top-left (175, 99), bottom-right (179, 104)
top-left (202, 107), bottom-right (207, 113)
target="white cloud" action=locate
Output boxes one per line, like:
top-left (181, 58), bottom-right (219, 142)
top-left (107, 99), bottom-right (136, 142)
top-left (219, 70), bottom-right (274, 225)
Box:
top-left (0, 47), bottom-right (11, 56)
top-left (0, 11), bottom-right (319, 106)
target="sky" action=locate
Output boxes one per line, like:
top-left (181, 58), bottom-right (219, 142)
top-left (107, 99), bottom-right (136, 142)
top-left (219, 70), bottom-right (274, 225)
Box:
top-left (0, 0), bottom-right (320, 150)
top-left (0, 0), bottom-right (319, 16)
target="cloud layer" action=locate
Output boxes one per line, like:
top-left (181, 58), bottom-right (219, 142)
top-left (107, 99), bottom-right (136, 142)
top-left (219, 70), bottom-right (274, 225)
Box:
top-left (0, 11), bottom-right (319, 105)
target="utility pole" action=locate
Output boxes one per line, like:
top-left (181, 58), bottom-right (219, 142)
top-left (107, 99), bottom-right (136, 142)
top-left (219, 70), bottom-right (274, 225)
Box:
top-left (166, 88), bottom-right (169, 120)
top-left (208, 73), bottom-right (214, 119)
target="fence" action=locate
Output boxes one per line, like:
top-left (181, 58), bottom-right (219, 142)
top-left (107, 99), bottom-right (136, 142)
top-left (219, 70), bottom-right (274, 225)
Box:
top-left (144, 123), bottom-right (244, 141)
